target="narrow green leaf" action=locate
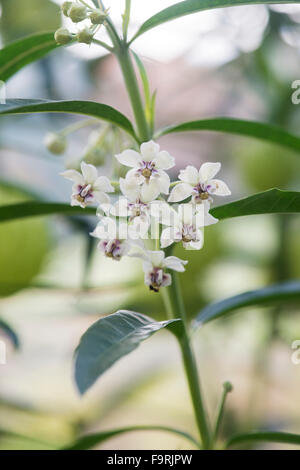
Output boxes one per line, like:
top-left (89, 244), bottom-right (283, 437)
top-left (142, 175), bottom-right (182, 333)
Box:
top-left (210, 189), bottom-right (300, 220)
top-left (75, 310), bottom-right (181, 394)
top-left (1, 189), bottom-right (300, 223)
top-left (195, 280), bottom-right (300, 327)
top-left (63, 425), bottom-right (200, 450)
top-left (0, 32), bottom-right (64, 82)
top-left (0, 319), bottom-right (20, 349)
top-left (0, 99), bottom-right (138, 141)
top-left (132, 51), bottom-right (152, 121)
top-left (226, 431), bottom-right (300, 448)
top-left (156, 118), bottom-right (300, 154)
top-left (131, 0), bottom-right (300, 42)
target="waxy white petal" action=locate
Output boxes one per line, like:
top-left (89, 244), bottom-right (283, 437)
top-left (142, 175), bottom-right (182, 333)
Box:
top-left (120, 177), bottom-right (140, 201)
top-left (160, 227), bottom-right (178, 248)
top-left (81, 161), bottom-right (98, 183)
top-left (179, 165), bottom-right (199, 185)
top-left (140, 140), bottom-right (160, 162)
top-left (156, 170), bottom-right (170, 195)
top-left (199, 162), bottom-right (221, 183)
top-left (163, 256), bottom-right (188, 272)
top-left (140, 179), bottom-right (160, 203)
top-left (115, 149), bottom-right (141, 167)
top-left (93, 191), bottom-right (110, 205)
top-left (60, 169), bottom-right (84, 185)
top-left (168, 183), bottom-right (193, 202)
top-left (210, 179), bottom-right (231, 196)
top-left (153, 150), bottom-right (175, 170)
top-left (94, 175), bottom-right (114, 193)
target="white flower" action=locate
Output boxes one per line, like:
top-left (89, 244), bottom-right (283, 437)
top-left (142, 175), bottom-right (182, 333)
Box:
top-left (131, 249), bottom-right (188, 292)
top-left (160, 203), bottom-right (218, 250)
top-left (91, 217), bottom-right (141, 261)
top-left (115, 140), bottom-right (175, 200)
top-left (168, 162), bottom-right (231, 205)
top-left (60, 161), bottom-right (114, 208)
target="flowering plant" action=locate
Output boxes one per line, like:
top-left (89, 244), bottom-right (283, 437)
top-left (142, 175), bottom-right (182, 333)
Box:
top-left (1, 0), bottom-right (300, 451)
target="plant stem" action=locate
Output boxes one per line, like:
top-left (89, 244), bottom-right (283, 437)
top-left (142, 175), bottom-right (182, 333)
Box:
top-left (116, 44), bottom-right (151, 142)
top-left (163, 273), bottom-right (211, 449)
top-left (212, 382), bottom-right (233, 448)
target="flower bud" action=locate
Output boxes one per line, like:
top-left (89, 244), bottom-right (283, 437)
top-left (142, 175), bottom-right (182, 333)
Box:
top-left (68, 3), bottom-right (87, 23)
top-left (223, 381), bottom-right (233, 393)
top-left (54, 28), bottom-right (73, 45)
top-left (44, 132), bottom-right (67, 155)
top-left (61, 1), bottom-right (73, 16)
top-left (77, 27), bottom-right (94, 45)
top-left (89, 8), bottom-right (108, 25)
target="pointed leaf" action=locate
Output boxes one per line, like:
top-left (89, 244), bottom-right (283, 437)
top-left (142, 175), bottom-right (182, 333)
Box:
top-left (210, 189), bottom-right (300, 220)
top-left (0, 33), bottom-right (64, 82)
top-left (195, 280), bottom-right (300, 327)
top-left (63, 425), bottom-right (200, 450)
top-left (227, 431), bottom-right (300, 448)
top-left (0, 99), bottom-right (138, 140)
top-left (75, 310), bottom-right (181, 394)
top-left (131, 0), bottom-right (300, 42)
top-left (157, 118), bottom-right (300, 154)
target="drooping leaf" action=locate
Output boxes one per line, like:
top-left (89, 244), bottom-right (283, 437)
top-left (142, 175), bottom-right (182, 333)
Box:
top-left (194, 280), bottom-right (300, 327)
top-left (1, 189), bottom-right (300, 223)
top-left (63, 425), bottom-right (200, 450)
top-left (0, 33), bottom-right (65, 82)
top-left (0, 319), bottom-right (20, 349)
top-left (156, 118), bottom-right (300, 154)
top-left (131, 0), bottom-right (300, 42)
top-left (0, 99), bottom-right (138, 140)
top-left (210, 189), bottom-right (300, 220)
top-left (226, 431), bottom-right (300, 449)
top-left (75, 310), bottom-right (181, 394)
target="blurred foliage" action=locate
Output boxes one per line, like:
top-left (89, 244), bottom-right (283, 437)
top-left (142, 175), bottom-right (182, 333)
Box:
top-left (0, 0), bottom-right (60, 43)
top-left (0, 183), bottom-right (49, 297)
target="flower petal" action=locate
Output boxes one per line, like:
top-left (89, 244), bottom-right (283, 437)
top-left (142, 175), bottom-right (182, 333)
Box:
top-left (163, 256), bottom-right (188, 272)
top-left (81, 161), bottom-right (98, 183)
top-left (148, 250), bottom-right (165, 267)
top-left (115, 149), bottom-right (141, 167)
top-left (179, 165), bottom-right (199, 185)
top-left (160, 227), bottom-right (177, 248)
top-left (140, 140), bottom-right (160, 162)
top-left (94, 176), bottom-right (114, 193)
top-left (111, 197), bottom-right (129, 216)
top-left (199, 162), bottom-right (221, 183)
top-left (60, 169), bottom-right (83, 185)
top-left (153, 150), bottom-right (175, 170)
top-left (156, 170), bottom-right (170, 195)
top-left (168, 183), bottom-right (193, 203)
top-left (161, 273), bottom-right (172, 287)
top-left (210, 179), bottom-right (231, 196)
top-left (120, 177), bottom-right (140, 201)
top-left (93, 191), bottom-right (110, 205)
top-left (140, 180), bottom-right (160, 203)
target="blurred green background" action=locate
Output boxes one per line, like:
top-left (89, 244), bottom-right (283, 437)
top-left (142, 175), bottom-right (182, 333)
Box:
top-left (0, 0), bottom-right (300, 450)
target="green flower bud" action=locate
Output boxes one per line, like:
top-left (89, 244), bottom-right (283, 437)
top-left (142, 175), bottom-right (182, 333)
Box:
top-left (44, 132), bottom-right (67, 155)
top-left (68, 3), bottom-right (87, 23)
top-left (77, 27), bottom-right (94, 45)
top-left (89, 8), bottom-right (108, 25)
top-left (54, 28), bottom-right (73, 45)
top-left (223, 381), bottom-right (233, 393)
top-left (61, 1), bottom-right (73, 16)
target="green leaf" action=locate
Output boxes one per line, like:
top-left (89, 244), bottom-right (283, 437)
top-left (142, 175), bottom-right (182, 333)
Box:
top-left (1, 189), bottom-right (300, 224)
top-left (195, 280), bottom-right (300, 327)
top-left (0, 99), bottom-right (138, 141)
top-left (63, 425), bottom-right (200, 450)
top-left (75, 310), bottom-right (181, 394)
top-left (210, 189), bottom-right (300, 220)
top-left (0, 319), bottom-right (20, 349)
top-left (132, 51), bottom-right (152, 122)
top-left (156, 118), bottom-right (300, 154)
top-left (226, 431), bottom-right (300, 448)
top-left (0, 32), bottom-right (63, 82)
top-left (131, 0), bottom-right (300, 42)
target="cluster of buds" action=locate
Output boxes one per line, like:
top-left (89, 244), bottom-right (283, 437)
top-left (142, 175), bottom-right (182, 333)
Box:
top-left (54, 1), bottom-right (109, 46)
top-left (60, 140), bottom-right (231, 292)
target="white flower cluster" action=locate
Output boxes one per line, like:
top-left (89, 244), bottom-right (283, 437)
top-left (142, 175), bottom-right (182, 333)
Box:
top-left (61, 140), bottom-right (230, 292)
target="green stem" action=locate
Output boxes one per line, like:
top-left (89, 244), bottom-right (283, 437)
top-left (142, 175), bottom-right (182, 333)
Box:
top-left (163, 273), bottom-right (211, 449)
top-left (116, 44), bottom-right (151, 142)
top-left (212, 382), bottom-right (233, 448)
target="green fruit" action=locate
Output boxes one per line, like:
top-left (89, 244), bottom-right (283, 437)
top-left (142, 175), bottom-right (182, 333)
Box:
top-left (235, 141), bottom-right (300, 192)
top-left (0, 184), bottom-right (49, 297)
